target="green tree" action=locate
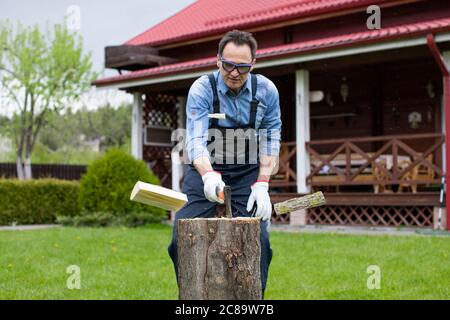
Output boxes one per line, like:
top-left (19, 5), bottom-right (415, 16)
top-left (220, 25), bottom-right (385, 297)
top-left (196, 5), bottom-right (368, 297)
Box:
top-left (73, 103), bottom-right (131, 151)
top-left (38, 103), bottom-right (131, 152)
top-left (0, 115), bottom-right (10, 134)
top-left (0, 21), bottom-right (97, 179)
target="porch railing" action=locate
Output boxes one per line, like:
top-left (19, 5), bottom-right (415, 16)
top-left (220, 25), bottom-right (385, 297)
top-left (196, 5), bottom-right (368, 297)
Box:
top-left (272, 133), bottom-right (444, 192)
top-left (307, 133), bottom-right (444, 191)
top-left (270, 141), bottom-right (297, 188)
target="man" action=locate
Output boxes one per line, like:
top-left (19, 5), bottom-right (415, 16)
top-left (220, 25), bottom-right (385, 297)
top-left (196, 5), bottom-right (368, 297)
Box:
top-left (168, 30), bottom-right (282, 295)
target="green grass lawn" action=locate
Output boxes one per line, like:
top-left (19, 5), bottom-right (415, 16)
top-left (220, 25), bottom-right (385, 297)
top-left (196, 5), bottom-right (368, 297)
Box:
top-left (0, 224), bottom-right (449, 299)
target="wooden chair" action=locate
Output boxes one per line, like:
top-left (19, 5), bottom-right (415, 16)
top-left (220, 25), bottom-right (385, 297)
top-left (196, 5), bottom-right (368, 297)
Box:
top-left (415, 154), bottom-right (434, 179)
top-left (397, 154), bottom-right (435, 193)
top-left (410, 154), bottom-right (435, 192)
top-left (372, 159), bottom-right (389, 194)
top-left (397, 159), bottom-right (416, 193)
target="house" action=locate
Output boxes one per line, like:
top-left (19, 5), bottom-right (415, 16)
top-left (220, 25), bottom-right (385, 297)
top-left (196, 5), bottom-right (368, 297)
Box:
top-left (93, 0), bottom-right (450, 230)
top-left (0, 135), bottom-right (12, 155)
top-left (78, 134), bottom-right (103, 152)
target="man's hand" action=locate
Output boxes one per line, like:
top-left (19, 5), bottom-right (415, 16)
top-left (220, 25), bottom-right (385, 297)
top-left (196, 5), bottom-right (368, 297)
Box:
top-left (202, 171), bottom-right (225, 204)
top-left (246, 181), bottom-right (272, 221)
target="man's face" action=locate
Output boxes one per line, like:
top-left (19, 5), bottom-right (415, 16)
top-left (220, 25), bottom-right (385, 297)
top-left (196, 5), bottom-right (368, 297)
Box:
top-left (217, 42), bottom-right (255, 93)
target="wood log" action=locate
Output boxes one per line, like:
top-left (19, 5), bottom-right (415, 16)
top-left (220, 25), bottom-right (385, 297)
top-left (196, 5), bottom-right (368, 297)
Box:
top-left (274, 191), bottom-right (326, 215)
top-left (177, 217), bottom-right (262, 300)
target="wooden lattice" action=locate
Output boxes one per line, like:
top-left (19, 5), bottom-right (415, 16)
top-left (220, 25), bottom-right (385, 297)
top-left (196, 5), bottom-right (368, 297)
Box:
top-left (143, 145), bottom-right (172, 188)
top-left (143, 93), bottom-right (178, 127)
top-left (142, 93), bottom-right (178, 189)
top-left (271, 212), bottom-right (290, 224)
top-left (307, 205), bottom-right (433, 227)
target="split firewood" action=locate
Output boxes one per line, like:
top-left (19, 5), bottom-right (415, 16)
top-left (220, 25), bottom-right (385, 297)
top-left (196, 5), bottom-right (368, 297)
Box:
top-left (130, 181), bottom-right (187, 211)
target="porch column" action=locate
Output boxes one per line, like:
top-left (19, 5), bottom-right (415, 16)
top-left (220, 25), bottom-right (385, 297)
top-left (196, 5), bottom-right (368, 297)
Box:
top-left (172, 96), bottom-right (186, 193)
top-left (171, 96), bottom-right (187, 221)
top-left (443, 51), bottom-right (450, 230)
top-left (443, 52), bottom-right (450, 174)
top-left (131, 92), bottom-right (143, 160)
top-left (295, 70), bottom-right (311, 194)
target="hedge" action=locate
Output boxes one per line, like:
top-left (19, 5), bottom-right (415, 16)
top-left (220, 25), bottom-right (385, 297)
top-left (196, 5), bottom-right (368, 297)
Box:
top-left (57, 211), bottom-right (163, 228)
top-left (0, 179), bottom-right (80, 225)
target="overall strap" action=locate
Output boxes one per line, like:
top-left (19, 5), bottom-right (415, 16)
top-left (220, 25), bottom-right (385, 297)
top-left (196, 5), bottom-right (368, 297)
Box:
top-left (207, 73), bottom-right (220, 127)
top-left (249, 74), bottom-right (259, 128)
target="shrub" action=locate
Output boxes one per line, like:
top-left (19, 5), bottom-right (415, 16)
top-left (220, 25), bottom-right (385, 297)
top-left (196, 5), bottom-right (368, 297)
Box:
top-left (78, 148), bottom-right (166, 221)
top-left (57, 212), bottom-right (113, 227)
top-left (0, 179), bottom-right (80, 225)
top-left (57, 211), bottom-right (162, 228)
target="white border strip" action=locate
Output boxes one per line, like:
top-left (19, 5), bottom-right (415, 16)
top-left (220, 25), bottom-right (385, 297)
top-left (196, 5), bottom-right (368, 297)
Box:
top-left (96, 32), bottom-right (450, 90)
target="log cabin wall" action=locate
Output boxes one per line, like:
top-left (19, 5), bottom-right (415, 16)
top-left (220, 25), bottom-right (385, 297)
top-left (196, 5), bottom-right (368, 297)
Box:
top-left (289, 0), bottom-right (450, 45)
top-left (307, 58), bottom-right (443, 157)
top-left (381, 59), bottom-right (443, 168)
top-left (271, 74), bottom-right (296, 143)
top-left (381, 60), bottom-right (442, 138)
top-left (309, 66), bottom-right (377, 153)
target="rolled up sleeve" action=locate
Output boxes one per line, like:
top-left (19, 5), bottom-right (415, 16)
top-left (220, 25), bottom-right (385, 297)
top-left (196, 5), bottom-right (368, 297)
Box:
top-left (259, 80), bottom-right (282, 156)
top-left (186, 78), bottom-right (212, 162)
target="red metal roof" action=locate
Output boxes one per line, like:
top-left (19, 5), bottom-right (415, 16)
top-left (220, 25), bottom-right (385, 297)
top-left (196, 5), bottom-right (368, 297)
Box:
top-left (94, 17), bottom-right (450, 87)
top-left (126, 0), bottom-right (394, 47)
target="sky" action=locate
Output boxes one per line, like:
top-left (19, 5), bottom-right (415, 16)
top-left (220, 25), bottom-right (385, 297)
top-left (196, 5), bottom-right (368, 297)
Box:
top-left (0, 0), bottom-right (196, 116)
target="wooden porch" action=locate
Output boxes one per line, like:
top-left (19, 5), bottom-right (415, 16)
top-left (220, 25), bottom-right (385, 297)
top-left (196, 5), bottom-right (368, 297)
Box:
top-left (135, 94), bottom-right (445, 229)
top-left (270, 192), bottom-right (440, 228)
top-left (272, 133), bottom-right (444, 193)
top-left (269, 133), bottom-right (444, 228)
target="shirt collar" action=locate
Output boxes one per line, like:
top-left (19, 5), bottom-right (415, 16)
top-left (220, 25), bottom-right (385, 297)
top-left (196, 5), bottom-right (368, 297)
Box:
top-left (216, 70), bottom-right (251, 96)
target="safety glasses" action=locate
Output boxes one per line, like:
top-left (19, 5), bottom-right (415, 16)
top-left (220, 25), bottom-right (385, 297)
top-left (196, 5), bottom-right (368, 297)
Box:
top-left (220, 57), bottom-right (253, 74)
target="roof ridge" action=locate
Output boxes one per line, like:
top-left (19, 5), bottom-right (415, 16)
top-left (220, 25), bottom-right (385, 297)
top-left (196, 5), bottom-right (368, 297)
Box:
top-left (203, 0), bottom-right (345, 27)
top-left (94, 15), bottom-right (450, 87)
top-left (126, 0), bottom-right (389, 47)
top-left (124, 0), bottom-right (199, 45)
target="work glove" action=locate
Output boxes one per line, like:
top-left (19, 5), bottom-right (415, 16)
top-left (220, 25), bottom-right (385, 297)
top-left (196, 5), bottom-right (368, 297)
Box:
top-left (202, 170), bottom-right (225, 204)
top-left (246, 181), bottom-right (272, 221)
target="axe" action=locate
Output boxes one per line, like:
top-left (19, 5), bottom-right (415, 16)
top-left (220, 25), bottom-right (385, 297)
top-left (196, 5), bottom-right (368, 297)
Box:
top-left (217, 186), bottom-right (232, 218)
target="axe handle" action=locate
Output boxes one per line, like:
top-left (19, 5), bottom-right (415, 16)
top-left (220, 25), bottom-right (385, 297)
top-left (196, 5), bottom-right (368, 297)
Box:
top-left (217, 186), bottom-right (233, 218)
top-left (224, 186), bottom-right (232, 218)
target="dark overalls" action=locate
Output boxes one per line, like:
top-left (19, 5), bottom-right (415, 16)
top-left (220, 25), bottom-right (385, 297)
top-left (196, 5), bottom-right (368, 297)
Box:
top-left (168, 73), bottom-right (273, 296)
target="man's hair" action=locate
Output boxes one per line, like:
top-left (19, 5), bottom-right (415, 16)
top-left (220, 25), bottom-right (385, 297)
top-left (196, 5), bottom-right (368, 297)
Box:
top-left (218, 30), bottom-right (257, 60)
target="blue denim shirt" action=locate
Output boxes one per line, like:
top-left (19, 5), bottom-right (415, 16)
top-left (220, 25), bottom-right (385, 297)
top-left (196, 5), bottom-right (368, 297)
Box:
top-left (186, 71), bottom-right (282, 162)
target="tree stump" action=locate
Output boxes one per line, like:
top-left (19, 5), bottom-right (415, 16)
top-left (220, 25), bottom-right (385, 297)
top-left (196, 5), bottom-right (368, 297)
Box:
top-left (177, 217), bottom-right (262, 300)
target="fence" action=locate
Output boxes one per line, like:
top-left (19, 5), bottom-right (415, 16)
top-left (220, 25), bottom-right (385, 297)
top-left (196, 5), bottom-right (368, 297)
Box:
top-left (0, 163), bottom-right (87, 180)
